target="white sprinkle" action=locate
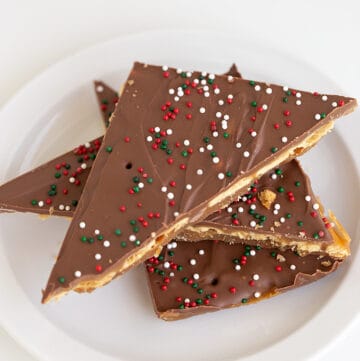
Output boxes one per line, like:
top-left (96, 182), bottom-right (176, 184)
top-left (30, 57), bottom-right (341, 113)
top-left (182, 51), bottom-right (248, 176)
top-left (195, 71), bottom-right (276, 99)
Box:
top-left (38, 201), bottom-right (44, 207)
top-left (176, 68), bottom-right (182, 74)
top-left (201, 79), bottom-right (207, 85)
top-left (206, 144), bottom-right (213, 150)
top-left (332, 101), bottom-right (337, 107)
top-left (193, 78), bottom-right (199, 84)
top-left (95, 253), bottom-right (101, 260)
top-left (146, 136), bottom-right (153, 143)
top-left (290, 264), bottom-right (296, 270)
top-left (169, 272), bottom-right (175, 277)
top-left (262, 104), bottom-right (268, 110)
top-left (96, 84), bottom-right (104, 93)
top-left (173, 211), bottom-right (179, 217)
top-left (65, 206), bottom-right (71, 212)
top-left (212, 157), bottom-right (220, 164)
top-left (164, 262), bottom-right (170, 269)
top-left (235, 265), bottom-right (241, 271)
top-left (305, 195), bottom-right (311, 202)
top-left (79, 221), bottom-right (86, 229)
top-left (196, 169), bottom-right (203, 175)
top-left (186, 184), bottom-right (192, 190)
top-left (227, 95), bottom-right (233, 100)
top-left (201, 71), bottom-right (207, 77)
top-left (204, 92), bottom-right (210, 97)
top-left (227, 207), bottom-right (233, 213)
top-left (250, 220), bottom-right (257, 227)
top-left (166, 129), bottom-right (173, 135)
top-left (167, 243), bottom-right (173, 249)
top-left (184, 139), bottom-right (190, 146)
top-left (253, 274), bottom-right (260, 281)
top-left (281, 136), bottom-right (288, 143)
top-left (296, 100), bottom-right (302, 105)
top-left (271, 174), bottom-right (277, 180)
top-left (69, 177), bottom-right (75, 183)
top-left (250, 204), bottom-right (256, 210)
top-left (199, 249), bottom-right (205, 255)
top-left (58, 204), bottom-right (65, 210)
top-left (251, 131), bottom-right (257, 137)
top-left (161, 186), bottom-right (167, 193)
top-left (242, 196), bottom-right (248, 202)
top-left (168, 88), bottom-right (175, 95)
top-left (174, 96), bottom-right (179, 102)
top-left (221, 122), bottom-right (228, 130)
top-left (223, 114), bottom-right (230, 120)
top-left (254, 85), bottom-right (261, 91)
top-left (74, 271), bottom-right (82, 278)
top-left (81, 163), bottom-right (87, 170)
top-left (218, 173), bottom-right (225, 180)
top-left (250, 250), bottom-right (256, 256)
top-left (321, 95), bottom-right (328, 102)
top-left (266, 87), bottom-right (273, 94)
top-left (273, 210), bottom-right (279, 215)
top-left (184, 298), bottom-right (190, 303)
top-left (274, 203), bottom-right (281, 210)
top-left (154, 126), bottom-right (160, 132)
top-left (254, 292), bottom-right (261, 298)
top-left (208, 74), bottom-right (215, 80)
top-left (94, 229), bottom-right (100, 235)
top-left (199, 147), bottom-right (205, 153)
top-left (218, 99), bottom-right (224, 105)
top-left (103, 240), bottom-right (110, 247)
top-left (238, 207), bottom-right (244, 213)
top-left (227, 75), bottom-right (234, 82)
top-left (171, 242), bottom-right (177, 248)
top-left (212, 131), bottom-right (219, 137)
top-left (199, 107), bottom-right (206, 113)
top-left (186, 71), bottom-right (192, 78)
top-left (243, 151), bottom-right (250, 158)
top-left (162, 65), bottom-right (168, 71)
top-left (85, 142), bottom-right (91, 148)
top-left (283, 86), bottom-right (289, 91)
top-left (236, 142), bottom-right (242, 149)
top-left (280, 217), bottom-right (286, 223)
top-left (314, 113), bottom-right (321, 120)
top-left (203, 86), bottom-right (209, 91)
top-left (216, 111), bottom-right (222, 118)
top-left (167, 192), bottom-right (174, 200)
top-left (129, 235), bottom-right (136, 242)
top-left (190, 259), bottom-right (197, 265)
top-left (138, 182), bottom-right (144, 189)
top-left (313, 203), bottom-right (320, 210)
top-left (193, 273), bottom-right (200, 280)
top-left (214, 88), bottom-right (220, 95)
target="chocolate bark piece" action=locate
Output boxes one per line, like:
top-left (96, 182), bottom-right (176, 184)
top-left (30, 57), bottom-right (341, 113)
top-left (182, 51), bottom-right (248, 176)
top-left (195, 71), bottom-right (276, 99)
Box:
top-left (41, 62), bottom-right (356, 303)
top-left (145, 239), bottom-right (340, 320)
top-left (0, 82), bottom-right (119, 217)
top-left (94, 81), bottom-right (119, 127)
top-left (180, 159), bottom-right (351, 259)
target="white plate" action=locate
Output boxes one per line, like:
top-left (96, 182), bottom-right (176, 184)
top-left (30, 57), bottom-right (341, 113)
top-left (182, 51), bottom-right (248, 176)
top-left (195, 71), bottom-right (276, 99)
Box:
top-left (0, 30), bottom-right (359, 361)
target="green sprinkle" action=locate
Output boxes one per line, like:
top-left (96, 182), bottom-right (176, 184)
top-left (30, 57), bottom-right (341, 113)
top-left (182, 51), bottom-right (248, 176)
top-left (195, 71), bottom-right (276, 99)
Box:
top-left (207, 78), bottom-right (214, 84)
top-left (210, 151), bottom-right (217, 158)
top-left (271, 147), bottom-right (278, 153)
top-left (88, 237), bottom-right (94, 244)
top-left (133, 226), bottom-right (139, 233)
top-left (182, 277), bottom-right (188, 283)
top-left (192, 283), bottom-right (198, 289)
top-left (130, 220), bottom-right (136, 225)
top-left (320, 112), bottom-right (326, 119)
top-left (168, 251), bottom-right (174, 257)
top-left (120, 241), bottom-right (127, 248)
top-left (277, 186), bottom-right (285, 193)
top-left (181, 150), bottom-right (188, 157)
top-left (114, 229), bottom-right (122, 236)
top-left (71, 200), bottom-right (78, 207)
top-left (58, 277), bottom-right (65, 284)
top-left (260, 215), bottom-right (266, 221)
top-left (256, 245), bottom-right (262, 250)
top-left (275, 168), bottom-right (282, 175)
top-left (223, 132), bottom-right (230, 139)
top-left (283, 97), bottom-right (288, 103)
top-left (297, 221), bottom-right (304, 227)
top-left (90, 154), bottom-right (96, 160)
top-left (249, 80), bottom-right (255, 86)
top-left (97, 234), bottom-right (104, 241)
top-left (244, 251), bottom-right (250, 256)
top-left (226, 171), bottom-right (232, 177)
top-left (286, 213), bottom-right (292, 219)
top-left (181, 84), bottom-right (187, 89)
top-left (54, 172), bottom-right (61, 179)
top-left (51, 184), bottom-right (57, 190)
top-left (245, 245), bottom-right (251, 251)
top-left (231, 213), bottom-right (238, 219)
top-left (77, 157), bottom-right (84, 163)
top-left (134, 240), bottom-right (141, 246)
top-left (197, 289), bottom-right (204, 294)
top-left (166, 149), bottom-right (172, 155)
top-left (196, 298), bottom-right (203, 304)
top-left (31, 199), bottom-right (37, 206)
top-left (106, 146), bottom-right (112, 153)
top-left (132, 176), bottom-right (140, 183)
top-left (251, 101), bottom-right (257, 107)
top-left (65, 163), bottom-right (71, 169)
top-left (180, 72), bottom-right (187, 78)
top-left (147, 177), bottom-right (153, 184)
top-left (241, 298), bottom-right (248, 304)
top-left (285, 90), bottom-right (291, 96)
top-left (179, 304), bottom-right (185, 309)
top-left (203, 137), bottom-right (210, 144)
top-left (80, 236), bottom-right (87, 243)
top-left (295, 181), bottom-right (301, 187)
top-left (101, 99), bottom-right (109, 105)
top-left (271, 251), bottom-right (277, 258)
top-left (158, 255), bottom-right (164, 261)
top-left (177, 265), bottom-right (183, 271)
top-left (232, 258), bottom-right (240, 264)
top-left (48, 190), bottom-right (57, 196)
top-left (159, 270), bottom-right (165, 276)
top-left (313, 233), bottom-right (319, 239)
top-left (133, 186), bottom-right (140, 193)
top-left (249, 209), bottom-right (255, 215)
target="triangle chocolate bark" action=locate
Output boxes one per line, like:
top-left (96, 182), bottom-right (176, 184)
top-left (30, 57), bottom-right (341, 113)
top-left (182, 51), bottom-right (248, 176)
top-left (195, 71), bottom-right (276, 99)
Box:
top-left (145, 239), bottom-right (340, 320)
top-left (42, 62), bottom-right (356, 303)
top-left (0, 82), bottom-right (118, 217)
top-left (180, 159), bottom-right (351, 259)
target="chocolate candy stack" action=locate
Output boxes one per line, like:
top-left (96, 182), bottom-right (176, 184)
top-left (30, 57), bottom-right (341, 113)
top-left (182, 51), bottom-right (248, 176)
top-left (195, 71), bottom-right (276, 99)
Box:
top-left (0, 63), bottom-right (356, 320)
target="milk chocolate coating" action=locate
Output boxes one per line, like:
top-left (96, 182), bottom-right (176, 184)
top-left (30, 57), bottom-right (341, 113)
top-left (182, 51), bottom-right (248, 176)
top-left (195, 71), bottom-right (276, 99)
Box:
top-left (41, 62), bottom-right (355, 303)
top-left (145, 239), bottom-right (340, 320)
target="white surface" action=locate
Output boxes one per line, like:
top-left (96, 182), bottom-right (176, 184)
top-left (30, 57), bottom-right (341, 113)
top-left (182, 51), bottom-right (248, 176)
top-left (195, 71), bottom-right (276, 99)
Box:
top-left (0, 1), bottom-right (359, 360)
